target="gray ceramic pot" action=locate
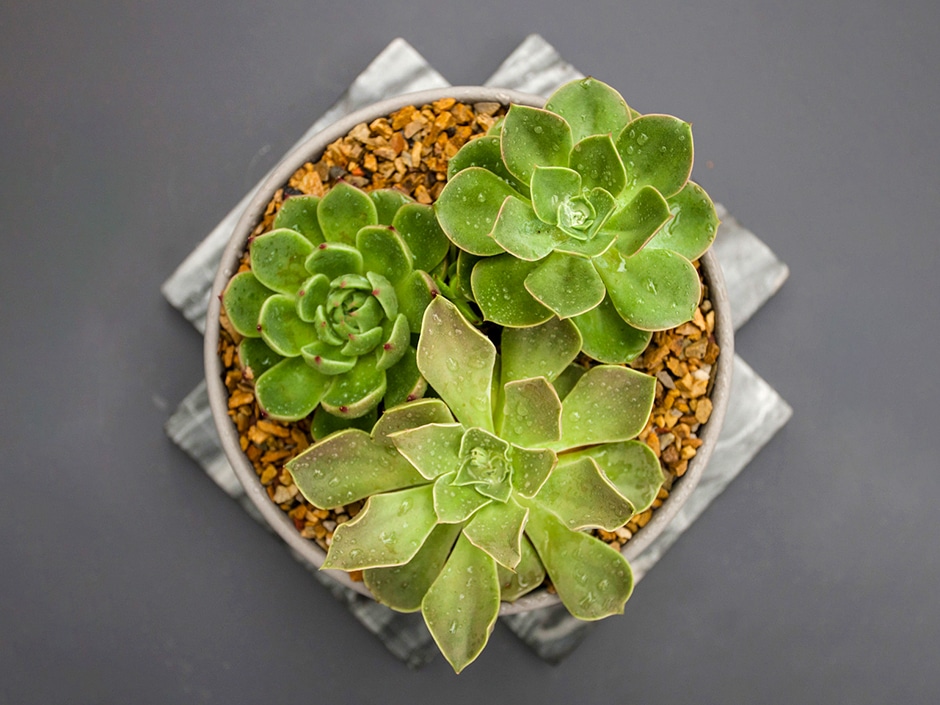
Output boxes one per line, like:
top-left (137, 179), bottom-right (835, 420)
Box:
top-left (205, 86), bottom-right (734, 616)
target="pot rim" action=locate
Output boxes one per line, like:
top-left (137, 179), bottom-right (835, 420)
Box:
top-left (205, 85), bottom-right (734, 616)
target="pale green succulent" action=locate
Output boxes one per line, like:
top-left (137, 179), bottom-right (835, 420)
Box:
top-left (435, 77), bottom-right (719, 364)
top-left (222, 182), bottom-right (449, 423)
top-left (287, 296), bottom-right (665, 672)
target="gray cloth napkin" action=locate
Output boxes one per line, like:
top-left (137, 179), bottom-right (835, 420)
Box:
top-left (163, 35), bottom-right (792, 668)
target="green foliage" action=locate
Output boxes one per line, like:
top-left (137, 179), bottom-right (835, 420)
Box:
top-left (288, 298), bottom-right (665, 672)
top-left (222, 183), bottom-right (449, 421)
top-left (435, 77), bottom-right (719, 362)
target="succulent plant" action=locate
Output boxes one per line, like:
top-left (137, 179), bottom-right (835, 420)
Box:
top-left (222, 182), bottom-right (450, 422)
top-left (287, 296), bottom-right (665, 672)
top-left (435, 77), bottom-right (719, 364)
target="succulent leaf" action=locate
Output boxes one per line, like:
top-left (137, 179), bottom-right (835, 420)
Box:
top-left (254, 357), bottom-right (330, 422)
top-left (396, 270), bottom-right (438, 333)
top-left (433, 471), bottom-right (493, 523)
top-left (616, 115), bottom-right (693, 199)
top-left (288, 427), bottom-right (425, 507)
top-left (571, 440), bottom-right (664, 514)
top-left (357, 225), bottom-right (412, 285)
top-left (324, 484), bottom-right (438, 570)
top-left (296, 273), bottom-right (331, 322)
top-left (499, 377), bottom-right (562, 447)
top-left (383, 348), bottom-right (427, 407)
top-left (551, 364), bottom-right (586, 401)
top-left (363, 522), bottom-right (463, 612)
top-left (646, 181), bottom-right (719, 260)
top-left (251, 229), bottom-right (314, 295)
top-left (603, 185), bottom-right (672, 258)
top-left (273, 195), bottom-right (325, 244)
top-left (391, 203), bottom-right (450, 272)
top-left (317, 181), bottom-right (378, 244)
top-left (501, 104), bottom-right (573, 185)
top-left (435, 167), bottom-right (518, 256)
top-left (300, 340), bottom-right (356, 375)
top-left (569, 134), bottom-right (627, 194)
top-left (490, 195), bottom-right (562, 262)
top-left (320, 354), bottom-right (387, 418)
top-left (497, 534), bottom-right (546, 601)
top-left (391, 423), bottom-right (464, 480)
top-left (372, 398), bottom-right (455, 445)
top-left (416, 297), bottom-right (496, 432)
top-left (544, 77), bottom-right (633, 143)
top-left (376, 313), bottom-right (410, 370)
top-left (594, 246), bottom-right (701, 331)
top-left (369, 189), bottom-right (413, 225)
top-left (237, 337), bottom-right (283, 378)
top-left (499, 316), bottom-right (582, 385)
top-left (556, 366), bottom-right (656, 449)
top-left (508, 446), bottom-right (557, 499)
top-left (470, 255), bottom-right (553, 327)
top-left (530, 166), bottom-right (582, 225)
top-left (305, 241), bottom-right (364, 281)
top-left (422, 534), bottom-right (501, 674)
top-left (463, 497), bottom-right (528, 569)
top-left (533, 455), bottom-right (634, 531)
top-left (310, 405), bottom-right (378, 442)
top-left (259, 295), bottom-right (319, 356)
top-left (223, 271), bottom-right (272, 337)
top-left (572, 295), bottom-right (652, 364)
top-left (446, 135), bottom-right (528, 195)
top-left (524, 503), bottom-right (634, 620)
top-left (524, 251), bottom-right (606, 319)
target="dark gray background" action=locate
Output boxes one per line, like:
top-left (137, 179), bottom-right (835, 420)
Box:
top-left (2, 0), bottom-right (937, 702)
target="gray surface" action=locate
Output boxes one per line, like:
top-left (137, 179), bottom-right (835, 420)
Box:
top-left (163, 36), bottom-right (788, 667)
top-left (1, 1), bottom-right (938, 703)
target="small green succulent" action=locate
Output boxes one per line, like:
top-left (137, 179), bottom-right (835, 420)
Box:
top-left (435, 77), bottom-right (719, 364)
top-left (223, 182), bottom-right (450, 422)
top-left (287, 297), bottom-right (665, 672)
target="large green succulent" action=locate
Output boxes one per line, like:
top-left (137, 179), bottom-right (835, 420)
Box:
top-left (435, 77), bottom-right (719, 363)
top-left (287, 297), bottom-right (665, 672)
top-left (223, 182), bottom-right (450, 422)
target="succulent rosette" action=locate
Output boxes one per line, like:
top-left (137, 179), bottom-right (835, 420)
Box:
top-left (287, 297), bottom-right (665, 672)
top-left (435, 77), bottom-right (719, 364)
top-left (222, 182), bottom-right (450, 423)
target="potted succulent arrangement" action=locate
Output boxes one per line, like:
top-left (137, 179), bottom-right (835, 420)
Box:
top-left (206, 78), bottom-right (732, 672)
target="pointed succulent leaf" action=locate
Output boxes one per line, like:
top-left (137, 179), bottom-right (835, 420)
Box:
top-left (288, 427), bottom-right (425, 507)
top-left (237, 337), bottom-right (283, 378)
top-left (549, 192), bottom-right (619, 258)
top-left (396, 270), bottom-right (437, 333)
top-left (305, 242), bottom-right (364, 281)
top-left (432, 471), bottom-right (492, 523)
top-left (391, 203), bottom-right (450, 272)
top-left (313, 305), bottom-right (345, 346)
top-left (422, 534), bottom-right (501, 674)
top-left (524, 251), bottom-right (606, 319)
top-left (454, 249), bottom-right (479, 301)
top-left (552, 364), bottom-right (586, 401)
top-left (533, 455), bottom-right (634, 531)
top-left (574, 440), bottom-right (665, 514)
top-left (572, 295), bottom-right (652, 364)
top-left (391, 423), bottom-right (464, 480)
top-left (471, 255), bottom-right (553, 327)
top-left (556, 366), bottom-right (656, 450)
top-left (317, 181), bottom-right (378, 244)
top-left (435, 167), bottom-right (518, 256)
top-left (594, 246), bottom-right (701, 331)
top-left (324, 484), bottom-right (438, 570)
top-left (501, 104), bottom-right (573, 185)
top-left (509, 446), bottom-right (556, 498)
top-left (369, 188), bottom-right (413, 225)
top-left (497, 534), bottom-right (546, 602)
top-left (455, 428), bottom-right (511, 493)
top-left (258, 295), bottom-right (319, 356)
top-left (250, 229), bottom-right (315, 295)
top-left (617, 115), bottom-right (693, 199)
top-left (446, 134), bottom-right (529, 195)
top-left (416, 297), bottom-right (496, 432)
top-left (530, 166), bottom-right (582, 225)
top-left (372, 398), bottom-right (455, 447)
top-left (358, 271), bottom-right (396, 320)
top-left (524, 503), bottom-right (633, 620)
top-left (383, 348), bottom-right (427, 408)
top-left (490, 195), bottom-right (563, 261)
top-left (223, 271), bottom-right (272, 337)
top-left (254, 357), bottom-right (331, 422)
top-left (273, 195), bottom-right (325, 244)
top-left (320, 355), bottom-right (387, 418)
top-left (569, 134), bottom-right (627, 194)
top-left (300, 340), bottom-right (356, 375)
top-left (338, 326), bottom-right (383, 357)
top-left (500, 316), bottom-right (582, 385)
top-left (357, 225), bottom-right (412, 285)
top-left (310, 405), bottom-right (377, 442)
top-left (544, 77), bottom-right (633, 143)
top-left (464, 497), bottom-right (529, 569)
top-left (646, 181), bottom-right (719, 260)
top-left (296, 273), bottom-right (331, 322)
top-left (499, 378), bottom-right (562, 447)
top-left (363, 522), bottom-right (463, 612)
top-left (603, 185), bottom-right (672, 257)
top-left (376, 313), bottom-right (410, 370)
